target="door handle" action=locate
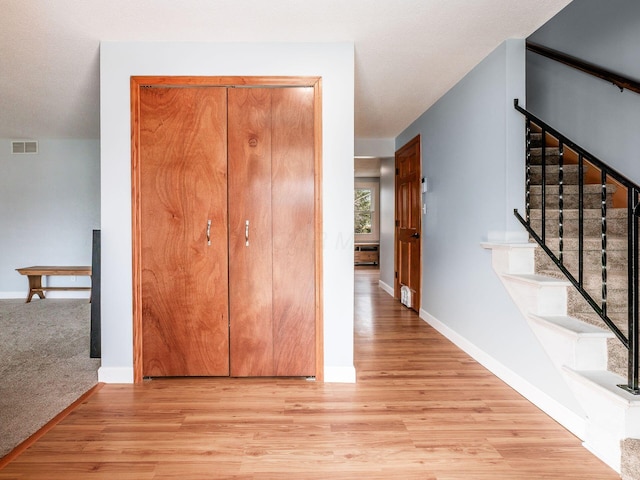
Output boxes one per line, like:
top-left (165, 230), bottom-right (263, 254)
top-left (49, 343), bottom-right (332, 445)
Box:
top-left (206, 220), bottom-right (212, 246)
top-left (410, 232), bottom-right (420, 239)
top-left (245, 220), bottom-right (250, 247)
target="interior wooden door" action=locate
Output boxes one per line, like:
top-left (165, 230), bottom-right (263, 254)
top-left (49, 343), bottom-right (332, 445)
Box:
top-left (139, 86), bottom-right (230, 377)
top-left (228, 87), bottom-right (316, 377)
top-left (395, 135), bottom-right (421, 312)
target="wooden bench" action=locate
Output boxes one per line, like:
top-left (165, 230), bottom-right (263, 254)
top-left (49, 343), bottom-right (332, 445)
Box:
top-left (354, 243), bottom-right (379, 265)
top-left (16, 266), bottom-right (92, 303)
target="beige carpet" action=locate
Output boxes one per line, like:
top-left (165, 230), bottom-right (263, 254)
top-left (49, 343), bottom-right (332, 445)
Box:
top-left (0, 299), bottom-right (100, 458)
top-left (622, 438), bottom-right (640, 480)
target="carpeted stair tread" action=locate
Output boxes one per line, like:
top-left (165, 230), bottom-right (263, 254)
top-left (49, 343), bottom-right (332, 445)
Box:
top-left (528, 132), bottom-right (543, 148)
top-left (607, 339), bottom-right (629, 378)
top-left (529, 185), bottom-right (615, 209)
top-left (529, 207), bottom-right (628, 219)
top-left (567, 288), bottom-right (630, 315)
top-left (536, 268), bottom-right (629, 296)
top-left (529, 164), bottom-right (586, 184)
top-left (530, 184), bottom-right (617, 194)
top-left (529, 207), bottom-right (628, 236)
top-left (533, 235), bottom-right (629, 251)
top-left (535, 251), bottom-right (629, 272)
top-left (622, 438), bottom-right (640, 480)
top-left (529, 146), bottom-right (561, 164)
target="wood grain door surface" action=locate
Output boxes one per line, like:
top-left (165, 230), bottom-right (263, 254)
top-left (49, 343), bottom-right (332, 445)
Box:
top-left (395, 135), bottom-right (421, 312)
top-left (139, 84), bottom-right (315, 378)
top-left (227, 88), bottom-right (275, 376)
top-left (228, 87), bottom-right (316, 377)
top-left (271, 87), bottom-right (316, 377)
top-left (140, 87), bottom-right (230, 377)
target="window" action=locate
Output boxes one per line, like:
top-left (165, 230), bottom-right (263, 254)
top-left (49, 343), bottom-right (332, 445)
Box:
top-left (354, 181), bottom-right (379, 242)
top-left (354, 187), bottom-right (373, 234)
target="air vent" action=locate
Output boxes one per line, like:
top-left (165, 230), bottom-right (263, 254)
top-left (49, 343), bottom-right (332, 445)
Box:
top-left (12, 141), bottom-right (38, 154)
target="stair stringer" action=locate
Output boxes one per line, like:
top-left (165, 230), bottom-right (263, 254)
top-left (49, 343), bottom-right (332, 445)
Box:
top-left (482, 240), bottom-right (640, 474)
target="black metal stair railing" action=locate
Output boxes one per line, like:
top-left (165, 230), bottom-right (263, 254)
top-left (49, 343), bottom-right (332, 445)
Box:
top-left (513, 99), bottom-right (639, 395)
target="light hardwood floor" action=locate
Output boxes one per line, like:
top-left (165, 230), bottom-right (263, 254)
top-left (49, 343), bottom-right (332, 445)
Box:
top-left (0, 268), bottom-right (618, 479)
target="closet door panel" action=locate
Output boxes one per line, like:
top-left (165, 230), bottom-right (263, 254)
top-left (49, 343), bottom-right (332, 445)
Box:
top-left (271, 87), bottom-right (316, 376)
top-left (228, 88), bottom-right (275, 377)
top-left (140, 87), bottom-right (230, 377)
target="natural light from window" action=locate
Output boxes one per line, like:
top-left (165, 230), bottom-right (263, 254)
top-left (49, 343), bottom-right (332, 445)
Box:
top-left (354, 187), bottom-right (373, 235)
top-left (354, 181), bottom-right (379, 243)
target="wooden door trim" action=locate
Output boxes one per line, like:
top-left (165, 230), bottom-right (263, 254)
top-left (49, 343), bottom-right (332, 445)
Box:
top-left (131, 77), bottom-right (143, 383)
top-left (394, 135), bottom-right (422, 307)
top-left (131, 76), bottom-right (323, 383)
top-left (131, 76), bottom-right (322, 88)
top-left (313, 80), bottom-right (324, 382)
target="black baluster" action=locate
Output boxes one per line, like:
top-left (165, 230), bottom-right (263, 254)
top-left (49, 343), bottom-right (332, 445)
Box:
top-left (601, 169), bottom-right (608, 318)
top-left (525, 120), bottom-right (531, 225)
top-left (541, 128), bottom-right (546, 244)
top-left (578, 154), bottom-right (584, 288)
top-left (558, 142), bottom-right (564, 264)
top-left (621, 188), bottom-right (640, 393)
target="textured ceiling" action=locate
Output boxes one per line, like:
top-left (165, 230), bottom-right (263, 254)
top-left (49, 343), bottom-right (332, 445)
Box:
top-left (0, 0), bottom-right (572, 140)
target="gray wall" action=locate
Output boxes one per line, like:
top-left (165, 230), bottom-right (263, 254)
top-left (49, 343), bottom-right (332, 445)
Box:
top-left (396, 40), bottom-right (583, 414)
top-left (0, 139), bottom-right (100, 296)
top-left (379, 157), bottom-right (395, 292)
top-left (527, 0), bottom-right (640, 183)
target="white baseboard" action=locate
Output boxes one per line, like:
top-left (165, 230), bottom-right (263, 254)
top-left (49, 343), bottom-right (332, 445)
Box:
top-left (324, 365), bottom-right (356, 383)
top-left (0, 291), bottom-right (25, 299)
top-left (43, 291), bottom-right (91, 299)
top-left (420, 308), bottom-right (587, 440)
top-left (98, 365), bottom-right (355, 384)
top-left (98, 366), bottom-right (134, 383)
top-left (378, 280), bottom-right (394, 297)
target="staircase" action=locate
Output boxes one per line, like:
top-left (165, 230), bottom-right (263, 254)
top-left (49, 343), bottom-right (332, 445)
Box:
top-left (527, 132), bottom-right (631, 381)
top-left (483, 108), bottom-right (640, 478)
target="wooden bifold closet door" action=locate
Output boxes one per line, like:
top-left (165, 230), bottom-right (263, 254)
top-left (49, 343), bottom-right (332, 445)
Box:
top-left (139, 86), bottom-right (230, 377)
top-left (228, 87), bottom-right (316, 377)
top-left (137, 82), bottom-right (316, 379)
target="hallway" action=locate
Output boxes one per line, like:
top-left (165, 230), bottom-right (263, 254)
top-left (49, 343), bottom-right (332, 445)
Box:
top-left (0, 269), bottom-right (617, 479)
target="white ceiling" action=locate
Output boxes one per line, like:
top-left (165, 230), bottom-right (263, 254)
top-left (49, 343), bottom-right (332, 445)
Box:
top-left (0, 0), bottom-right (572, 140)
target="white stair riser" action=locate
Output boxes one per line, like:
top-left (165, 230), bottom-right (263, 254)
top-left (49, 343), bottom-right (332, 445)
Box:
top-left (502, 279), bottom-right (567, 316)
top-left (527, 321), bottom-right (608, 370)
top-left (490, 247), bottom-right (535, 275)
